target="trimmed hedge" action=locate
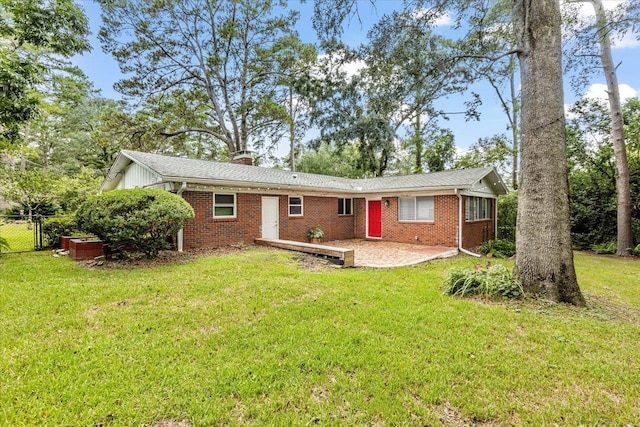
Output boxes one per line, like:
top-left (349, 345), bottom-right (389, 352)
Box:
top-left (76, 189), bottom-right (194, 258)
top-left (43, 216), bottom-right (78, 248)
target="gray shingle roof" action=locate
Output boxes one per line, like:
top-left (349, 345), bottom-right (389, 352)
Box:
top-left (112, 150), bottom-right (507, 194)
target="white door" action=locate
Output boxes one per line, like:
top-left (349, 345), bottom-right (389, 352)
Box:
top-left (261, 196), bottom-right (279, 239)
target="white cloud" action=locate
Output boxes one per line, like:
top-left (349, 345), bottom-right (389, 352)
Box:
top-left (562, 0), bottom-right (639, 48)
top-left (584, 83), bottom-right (638, 103)
top-left (565, 103), bottom-right (579, 120)
top-left (342, 60), bottom-right (366, 79)
top-left (313, 53), bottom-right (366, 80)
top-left (571, 0), bottom-right (626, 18)
top-left (409, 8), bottom-right (453, 27)
top-left (433, 12), bottom-right (453, 27)
top-left (611, 31), bottom-right (640, 49)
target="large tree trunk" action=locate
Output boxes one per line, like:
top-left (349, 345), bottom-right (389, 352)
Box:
top-left (590, 0), bottom-right (633, 255)
top-left (512, 0), bottom-right (585, 305)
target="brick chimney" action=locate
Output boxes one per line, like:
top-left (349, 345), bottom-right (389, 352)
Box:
top-left (232, 150), bottom-right (253, 166)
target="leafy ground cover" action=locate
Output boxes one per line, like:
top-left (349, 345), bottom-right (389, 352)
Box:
top-left (0, 221), bottom-right (34, 252)
top-left (1, 249), bottom-right (639, 426)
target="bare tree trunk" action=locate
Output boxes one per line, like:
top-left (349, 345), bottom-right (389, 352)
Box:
top-left (512, 0), bottom-right (585, 306)
top-left (590, 0), bottom-right (633, 255)
top-left (509, 63), bottom-right (519, 190)
top-left (289, 85), bottom-right (296, 171)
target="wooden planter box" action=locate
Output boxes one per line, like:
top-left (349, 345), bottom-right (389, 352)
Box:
top-left (69, 239), bottom-right (104, 261)
top-left (60, 236), bottom-right (92, 251)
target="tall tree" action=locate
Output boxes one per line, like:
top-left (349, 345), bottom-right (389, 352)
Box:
top-left (456, 0), bottom-right (520, 188)
top-left (587, 0), bottom-right (633, 255)
top-left (563, 0), bottom-right (639, 254)
top-left (313, 0), bottom-right (585, 304)
top-left (512, 0), bottom-right (584, 305)
top-left (273, 36), bottom-right (317, 171)
top-left (422, 128), bottom-right (456, 172)
top-left (567, 97), bottom-right (640, 249)
top-left (0, 0), bottom-right (90, 145)
top-left (0, 168), bottom-right (58, 221)
top-left (99, 0), bottom-right (311, 158)
top-left (455, 133), bottom-right (512, 179)
top-left (364, 11), bottom-right (476, 174)
top-left (303, 44), bottom-right (396, 177)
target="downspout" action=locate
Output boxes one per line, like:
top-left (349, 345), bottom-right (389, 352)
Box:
top-left (494, 198), bottom-right (498, 240)
top-left (456, 190), bottom-right (481, 258)
top-left (177, 182), bottom-right (187, 252)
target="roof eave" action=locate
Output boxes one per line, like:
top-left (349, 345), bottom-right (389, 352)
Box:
top-left (470, 167), bottom-right (509, 196)
top-left (160, 176), bottom-right (470, 195)
top-left (160, 176), bottom-right (355, 193)
top-left (99, 152), bottom-right (131, 192)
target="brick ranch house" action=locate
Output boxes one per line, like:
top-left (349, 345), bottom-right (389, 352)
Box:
top-left (101, 150), bottom-right (509, 253)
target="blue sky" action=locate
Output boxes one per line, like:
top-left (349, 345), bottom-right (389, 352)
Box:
top-left (72, 0), bottom-right (640, 155)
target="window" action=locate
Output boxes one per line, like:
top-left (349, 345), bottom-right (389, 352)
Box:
top-left (214, 193), bottom-right (235, 218)
top-left (289, 196), bottom-right (303, 216)
top-left (338, 198), bottom-right (352, 215)
top-left (466, 196), bottom-right (491, 221)
top-left (398, 196), bottom-right (434, 221)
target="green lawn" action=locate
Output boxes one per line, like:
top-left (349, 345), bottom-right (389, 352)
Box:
top-left (0, 221), bottom-right (34, 252)
top-left (1, 249), bottom-right (639, 426)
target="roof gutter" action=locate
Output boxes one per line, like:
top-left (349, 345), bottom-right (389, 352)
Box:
top-left (161, 175), bottom-right (469, 196)
top-left (456, 189), bottom-right (481, 258)
top-left (176, 182), bottom-right (187, 252)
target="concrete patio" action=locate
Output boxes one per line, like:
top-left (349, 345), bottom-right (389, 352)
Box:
top-left (324, 239), bottom-right (458, 268)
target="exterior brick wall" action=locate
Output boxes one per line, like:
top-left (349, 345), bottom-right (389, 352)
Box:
top-left (279, 195), bottom-right (355, 242)
top-left (182, 191), bottom-right (261, 249)
top-left (379, 195), bottom-right (459, 247)
top-left (461, 197), bottom-right (496, 249)
top-left (354, 198), bottom-right (367, 239)
top-left (181, 191), bottom-right (355, 249)
top-left (180, 190), bottom-right (495, 251)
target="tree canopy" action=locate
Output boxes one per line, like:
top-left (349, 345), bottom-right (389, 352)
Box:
top-left (0, 0), bottom-right (90, 145)
top-left (98, 0), bottom-right (313, 157)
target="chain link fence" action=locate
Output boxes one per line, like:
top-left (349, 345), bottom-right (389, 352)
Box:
top-left (0, 215), bottom-right (45, 254)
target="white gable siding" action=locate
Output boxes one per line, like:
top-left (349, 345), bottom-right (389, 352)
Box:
top-left (460, 179), bottom-right (499, 198)
top-left (117, 163), bottom-right (161, 189)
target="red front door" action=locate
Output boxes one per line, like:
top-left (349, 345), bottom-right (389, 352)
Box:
top-left (368, 200), bottom-right (382, 238)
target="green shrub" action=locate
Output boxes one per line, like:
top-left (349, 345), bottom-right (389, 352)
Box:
top-left (632, 244), bottom-right (640, 257)
top-left (0, 235), bottom-right (9, 252)
top-left (76, 189), bottom-right (195, 258)
top-left (42, 216), bottom-right (78, 248)
top-left (591, 241), bottom-right (616, 254)
top-left (445, 264), bottom-right (523, 299)
top-left (479, 239), bottom-right (516, 259)
top-left (497, 191), bottom-right (517, 241)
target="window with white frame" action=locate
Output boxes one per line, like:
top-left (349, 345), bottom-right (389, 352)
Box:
top-left (288, 196), bottom-right (303, 216)
top-left (398, 196), bottom-right (434, 221)
top-left (466, 196), bottom-right (491, 221)
top-left (214, 193), bottom-right (236, 218)
top-left (338, 198), bottom-right (352, 215)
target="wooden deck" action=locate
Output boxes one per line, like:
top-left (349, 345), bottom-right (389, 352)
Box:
top-left (254, 238), bottom-right (355, 267)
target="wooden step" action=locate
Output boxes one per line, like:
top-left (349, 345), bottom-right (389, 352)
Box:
top-left (255, 238), bottom-right (354, 267)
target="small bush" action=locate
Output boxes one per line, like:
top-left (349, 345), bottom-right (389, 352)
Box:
top-left (633, 244), bottom-right (640, 257)
top-left (479, 239), bottom-right (516, 259)
top-left (43, 216), bottom-right (78, 248)
top-left (591, 241), bottom-right (616, 254)
top-left (0, 235), bottom-right (9, 252)
top-left (497, 191), bottom-right (517, 241)
top-left (76, 189), bottom-right (195, 258)
top-left (445, 264), bottom-right (523, 299)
